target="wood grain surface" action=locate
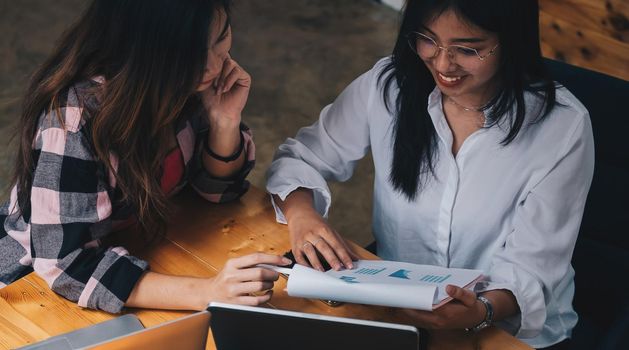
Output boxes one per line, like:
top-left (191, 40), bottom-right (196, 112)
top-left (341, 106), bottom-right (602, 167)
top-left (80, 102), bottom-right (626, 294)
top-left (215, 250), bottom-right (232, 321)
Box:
top-left (540, 0), bottom-right (629, 80)
top-left (0, 187), bottom-right (532, 350)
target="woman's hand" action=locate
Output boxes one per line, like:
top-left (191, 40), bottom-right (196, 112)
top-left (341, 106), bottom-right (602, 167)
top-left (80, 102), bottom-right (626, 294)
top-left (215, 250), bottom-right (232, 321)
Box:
top-left (276, 189), bottom-right (358, 271)
top-left (199, 54), bottom-right (251, 130)
top-left (126, 253), bottom-right (291, 311)
top-left (399, 285), bottom-right (486, 330)
top-left (198, 55), bottom-right (250, 177)
top-left (288, 207), bottom-right (358, 272)
top-left (205, 253), bottom-right (292, 306)
top-left (274, 189), bottom-right (358, 272)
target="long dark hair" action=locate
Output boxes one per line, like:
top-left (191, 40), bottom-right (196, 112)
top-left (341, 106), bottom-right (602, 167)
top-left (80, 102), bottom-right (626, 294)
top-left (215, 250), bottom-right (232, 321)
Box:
top-left (379, 0), bottom-right (556, 200)
top-left (13, 0), bottom-right (230, 235)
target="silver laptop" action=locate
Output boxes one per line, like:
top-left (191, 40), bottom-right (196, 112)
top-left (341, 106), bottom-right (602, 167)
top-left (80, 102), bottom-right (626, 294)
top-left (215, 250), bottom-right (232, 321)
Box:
top-left (17, 312), bottom-right (210, 350)
top-left (208, 302), bottom-right (421, 350)
top-left (17, 314), bottom-right (145, 350)
top-left (86, 312), bottom-right (210, 350)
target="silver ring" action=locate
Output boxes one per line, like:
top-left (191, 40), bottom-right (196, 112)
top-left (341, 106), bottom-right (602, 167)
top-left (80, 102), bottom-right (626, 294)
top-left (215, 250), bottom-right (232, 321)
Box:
top-left (311, 238), bottom-right (324, 246)
top-left (302, 241), bottom-right (313, 249)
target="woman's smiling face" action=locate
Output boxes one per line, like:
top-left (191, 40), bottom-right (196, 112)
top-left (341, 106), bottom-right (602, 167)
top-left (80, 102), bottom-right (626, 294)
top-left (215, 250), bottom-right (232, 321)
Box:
top-left (419, 9), bottom-right (501, 106)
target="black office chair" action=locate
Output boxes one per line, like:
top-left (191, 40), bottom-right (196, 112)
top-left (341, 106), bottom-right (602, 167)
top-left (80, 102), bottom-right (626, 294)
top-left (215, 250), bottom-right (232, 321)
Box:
top-left (545, 59), bottom-right (629, 350)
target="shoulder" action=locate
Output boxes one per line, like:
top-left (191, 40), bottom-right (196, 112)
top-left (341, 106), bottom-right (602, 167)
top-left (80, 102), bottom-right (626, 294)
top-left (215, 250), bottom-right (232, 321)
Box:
top-left (371, 56), bottom-right (394, 84)
top-left (554, 85), bottom-right (589, 119)
top-left (341, 56), bottom-right (396, 108)
top-left (349, 56), bottom-right (394, 88)
top-left (34, 79), bottom-right (103, 161)
top-left (370, 56), bottom-right (399, 106)
top-left (373, 56), bottom-right (393, 72)
top-left (548, 85), bottom-right (591, 138)
top-left (520, 85), bottom-right (593, 162)
top-left (525, 84), bottom-right (591, 134)
top-left (37, 78), bottom-right (102, 135)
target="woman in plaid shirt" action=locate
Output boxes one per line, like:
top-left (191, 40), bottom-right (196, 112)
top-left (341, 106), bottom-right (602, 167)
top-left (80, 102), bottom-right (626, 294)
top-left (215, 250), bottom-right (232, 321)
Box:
top-left (0, 0), bottom-right (290, 313)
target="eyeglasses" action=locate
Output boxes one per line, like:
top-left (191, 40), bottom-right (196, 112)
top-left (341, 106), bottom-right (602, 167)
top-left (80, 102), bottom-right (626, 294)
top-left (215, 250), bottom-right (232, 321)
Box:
top-left (407, 32), bottom-right (499, 67)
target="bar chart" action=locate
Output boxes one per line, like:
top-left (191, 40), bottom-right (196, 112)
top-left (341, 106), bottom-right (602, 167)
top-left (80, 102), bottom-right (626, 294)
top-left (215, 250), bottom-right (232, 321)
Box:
top-left (353, 267), bottom-right (386, 275)
top-left (419, 274), bottom-right (451, 283)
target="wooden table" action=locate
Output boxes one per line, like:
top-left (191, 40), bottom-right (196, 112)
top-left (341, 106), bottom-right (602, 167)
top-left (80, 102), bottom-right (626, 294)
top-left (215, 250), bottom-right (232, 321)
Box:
top-left (0, 187), bottom-right (532, 350)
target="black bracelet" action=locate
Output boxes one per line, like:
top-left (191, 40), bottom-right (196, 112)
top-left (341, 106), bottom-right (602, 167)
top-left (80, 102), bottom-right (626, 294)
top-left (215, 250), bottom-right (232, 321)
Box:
top-left (204, 131), bottom-right (245, 162)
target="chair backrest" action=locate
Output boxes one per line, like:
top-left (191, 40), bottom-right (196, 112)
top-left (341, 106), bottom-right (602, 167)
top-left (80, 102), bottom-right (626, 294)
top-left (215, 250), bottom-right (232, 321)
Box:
top-left (544, 58), bottom-right (629, 349)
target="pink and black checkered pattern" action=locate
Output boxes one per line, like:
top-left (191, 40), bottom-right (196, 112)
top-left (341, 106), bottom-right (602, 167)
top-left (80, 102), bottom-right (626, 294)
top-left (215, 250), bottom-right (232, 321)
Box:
top-left (0, 79), bottom-right (255, 313)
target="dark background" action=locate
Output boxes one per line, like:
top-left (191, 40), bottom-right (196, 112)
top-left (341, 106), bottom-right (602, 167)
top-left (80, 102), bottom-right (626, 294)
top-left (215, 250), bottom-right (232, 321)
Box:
top-left (0, 0), bottom-right (399, 245)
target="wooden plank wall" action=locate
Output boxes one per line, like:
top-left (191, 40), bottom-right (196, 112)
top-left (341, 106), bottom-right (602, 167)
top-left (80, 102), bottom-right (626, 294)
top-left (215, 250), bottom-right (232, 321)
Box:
top-left (539, 0), bottom-right (629, 81)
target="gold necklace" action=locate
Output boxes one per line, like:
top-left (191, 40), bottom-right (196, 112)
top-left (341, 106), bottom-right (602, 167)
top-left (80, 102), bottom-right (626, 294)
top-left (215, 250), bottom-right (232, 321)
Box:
top-left (445, 96), bottom-right (483, 113)
top-left (444, 96), bottom-right (486, 126)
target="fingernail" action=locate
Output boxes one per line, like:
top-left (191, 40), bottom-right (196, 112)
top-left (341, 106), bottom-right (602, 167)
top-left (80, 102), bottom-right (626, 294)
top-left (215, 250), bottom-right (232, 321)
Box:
top-left (282, 257), bottom-right (292, 265)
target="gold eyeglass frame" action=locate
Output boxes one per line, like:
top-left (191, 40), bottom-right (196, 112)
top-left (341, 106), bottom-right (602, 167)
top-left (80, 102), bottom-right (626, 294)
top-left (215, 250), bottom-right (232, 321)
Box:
top-left (407, 31), bottom-right (499, 62)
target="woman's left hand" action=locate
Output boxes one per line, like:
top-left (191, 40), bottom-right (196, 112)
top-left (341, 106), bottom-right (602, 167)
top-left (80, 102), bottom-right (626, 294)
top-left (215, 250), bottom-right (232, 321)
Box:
top-left (200, 55), bottom-right (251, 129)
top-left (400, 285), bottom-right (486, 330)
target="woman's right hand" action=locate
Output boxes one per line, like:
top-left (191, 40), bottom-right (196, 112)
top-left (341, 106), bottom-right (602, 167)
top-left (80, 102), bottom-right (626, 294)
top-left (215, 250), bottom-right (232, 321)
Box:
top-left (285, 204), bottom-right (358, 272)
top-left (206, 253), bottom-right (292, 306)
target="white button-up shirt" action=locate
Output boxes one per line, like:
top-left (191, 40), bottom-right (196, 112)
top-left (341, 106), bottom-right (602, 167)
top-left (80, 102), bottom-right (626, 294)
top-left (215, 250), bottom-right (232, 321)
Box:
top-left (266, 58), bottom-right (594, 348)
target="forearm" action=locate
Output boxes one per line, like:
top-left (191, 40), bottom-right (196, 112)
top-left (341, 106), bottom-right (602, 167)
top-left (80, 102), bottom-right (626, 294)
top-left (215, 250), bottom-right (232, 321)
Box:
top-left (273, 188), bottom-right (316, 222)
top-left (202, 122), bottom-right (245, 178)
top-left (125, 271), bottom-right (211, 311)
top-left (479, 289), bottom-right (519, 322)
top-left (126, 253), bottom-right (287, 312)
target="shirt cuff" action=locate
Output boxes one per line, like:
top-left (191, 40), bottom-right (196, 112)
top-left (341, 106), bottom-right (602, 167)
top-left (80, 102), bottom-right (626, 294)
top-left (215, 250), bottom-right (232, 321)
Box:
top-left (74, 249), bottom-right (149, 314)
top-left (485, 263), bottom-right (547, 339)
top-left (268, 185), bottom-right (332, 224)
top-left (191, 130), bottom-right (255, 203)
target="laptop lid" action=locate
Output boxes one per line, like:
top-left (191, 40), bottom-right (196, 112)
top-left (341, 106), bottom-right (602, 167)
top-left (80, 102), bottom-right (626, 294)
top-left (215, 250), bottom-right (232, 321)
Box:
top-left (86, 311), bottom-right (210, 350)
top-left (208, 302), bottom-right (420, 350)
top-left (17, 314), bottom-right (144, 350)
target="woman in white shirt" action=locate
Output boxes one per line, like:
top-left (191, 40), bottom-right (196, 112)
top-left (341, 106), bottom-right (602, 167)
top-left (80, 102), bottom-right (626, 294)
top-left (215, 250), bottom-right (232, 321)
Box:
top-left (266, 0), bottom-right (593, 349)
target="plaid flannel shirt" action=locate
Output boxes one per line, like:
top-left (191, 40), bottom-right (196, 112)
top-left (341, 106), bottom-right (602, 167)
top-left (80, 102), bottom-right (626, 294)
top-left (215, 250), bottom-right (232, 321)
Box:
top-left (0, 79), bottom-right (255, 313)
